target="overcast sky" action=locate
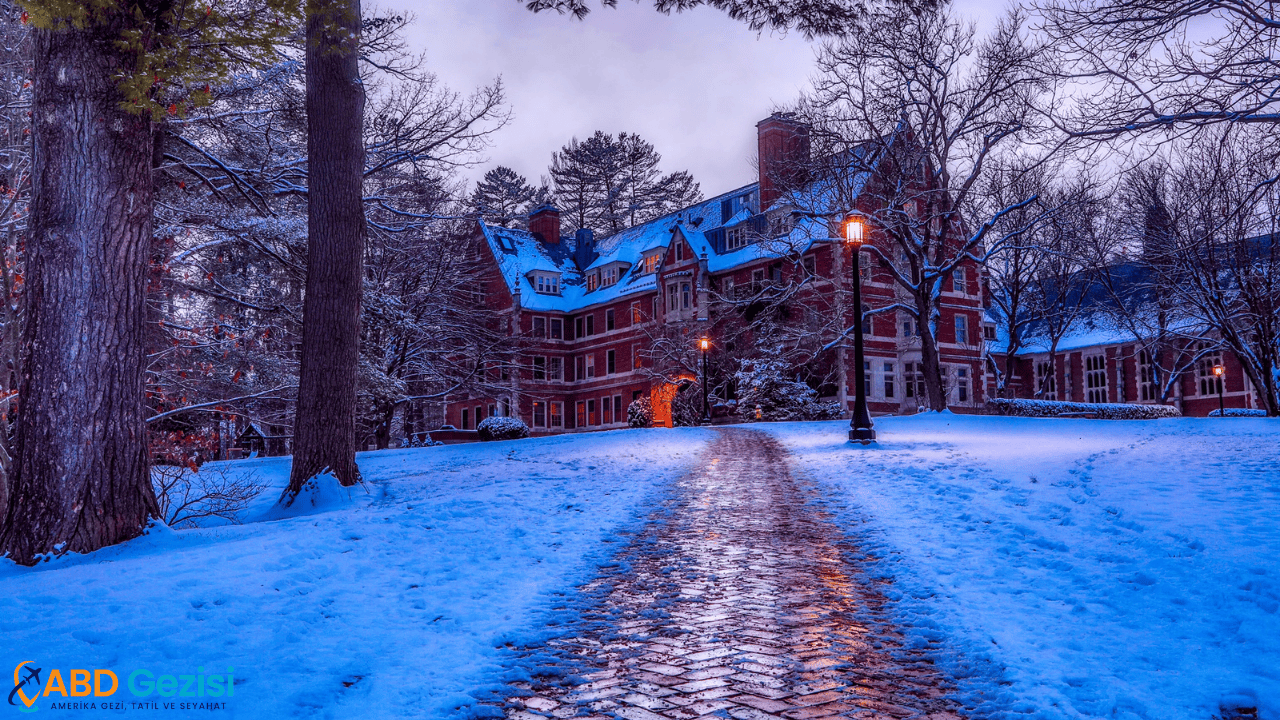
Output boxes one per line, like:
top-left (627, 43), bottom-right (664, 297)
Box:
top-left (405, 1), bottom-right (1001, 198)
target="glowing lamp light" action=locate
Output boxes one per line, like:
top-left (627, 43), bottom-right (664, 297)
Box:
top-left (844, 214), bottom-right (865, 248)
top-left (700, 338), bottom-right (710, 351)
top-left (1213, 364), bottom-right (1225, 377)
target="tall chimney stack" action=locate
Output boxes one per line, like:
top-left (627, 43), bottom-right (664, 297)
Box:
top-left (757, 112), bottom-right (811, 210)
top-left (529, 204), bottom-right (561, 245)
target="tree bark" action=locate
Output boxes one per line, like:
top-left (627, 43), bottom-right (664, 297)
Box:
top-left (287, 0), bottom-right (366, 493)
top-left (0, 25), bottom-right (158, 565)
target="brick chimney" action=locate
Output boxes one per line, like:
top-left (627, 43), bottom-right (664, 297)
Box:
top-left (529, 204), bottom-right (561, 244)
top-left (757, 112), bottom-right (811, 210)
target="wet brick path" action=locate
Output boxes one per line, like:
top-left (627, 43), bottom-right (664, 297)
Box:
top-left (500, 428), bottom-right (965, 720)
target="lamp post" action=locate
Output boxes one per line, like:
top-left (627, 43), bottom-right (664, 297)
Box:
top-left (1213, 364), bottom-right (1226, 417)
top-left (699, 337), bottom-right (711, 424)
top-left (846, 214), bottom-right (876, 444)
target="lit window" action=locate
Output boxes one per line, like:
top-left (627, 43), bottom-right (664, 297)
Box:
top-left (585, 353), bottom-right (596, 378)
top-left (549, 402), bottom-right (563, 428)
top-left (587, 273), bottom-right (598, 291)
top-left (643, 253), bottom-right (662, 274)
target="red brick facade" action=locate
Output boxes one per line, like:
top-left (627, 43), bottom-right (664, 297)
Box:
top-left (443, 115), bottom-right (989, 433)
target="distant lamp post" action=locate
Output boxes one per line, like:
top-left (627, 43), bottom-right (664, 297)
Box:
top-left (1213, 364), bottom-right (1226, 417)
top-left (845, 213), bottom-right (876, 445)
top-left (699, 337), bottom-right (712, 424)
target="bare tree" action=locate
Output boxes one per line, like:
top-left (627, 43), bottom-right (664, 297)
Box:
top-left (1154, 127), bottom-right (1280, 414)
top-left (1040, 0), bottom-right (1280, 139)
top-left (798, 6), bottom-right (1050, 410)
top-left (981, 164), bottom-right (1054, 398)
top-left (152, 465), bottom-right (268, 529)
top-left (0, 3), bottom-right (29, 524)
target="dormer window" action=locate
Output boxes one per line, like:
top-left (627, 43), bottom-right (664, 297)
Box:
top-left (726, 225), bottom-right (748, 251)
top-left (533, 273), bottom-right (560, 295)
top-left (587, 273), bottom-right (599, 292)
top-left (642, 252), bottom-right (662, 275)
top-left (603, 266), bottom-right (618, 286)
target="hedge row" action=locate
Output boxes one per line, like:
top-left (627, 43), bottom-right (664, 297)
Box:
top-left (1207, 408), bottom-right (1269, 417)
top-left (985, 397), bottom-right (1182, 420)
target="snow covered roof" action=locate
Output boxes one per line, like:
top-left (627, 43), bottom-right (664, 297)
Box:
top-left (477, 151), bottom-right (881, 313)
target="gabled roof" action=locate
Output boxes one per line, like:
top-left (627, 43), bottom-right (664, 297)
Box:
top-left (475, 145), bottom-right (886, 313)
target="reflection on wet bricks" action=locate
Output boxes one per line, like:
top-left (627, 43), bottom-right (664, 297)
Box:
top-left (500, 428), bottom-right (965, 720)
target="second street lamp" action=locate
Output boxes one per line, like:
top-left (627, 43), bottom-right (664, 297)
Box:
top-left (1213, 364), bottom-right (1226, 417)
top-left (846, 214), bottom-right (876, 445)
top-left (700, 337), bottom-right (711, 424)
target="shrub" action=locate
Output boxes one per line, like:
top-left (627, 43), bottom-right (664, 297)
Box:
top-left (734, 361), bottom-right (843, 422)
top-left (152, 465), bottom-right (269, 529)
top-left (476, 416), bottom-right (530, 441)
top-left (1208, 408), bottom-right (1269, 417)
top-left (628, 396), bottom-right (653, 428)
top-left (986, 397), bottom-right (1182, 420)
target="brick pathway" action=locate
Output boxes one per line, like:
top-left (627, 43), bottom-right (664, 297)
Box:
top-left (501, 428), bottom-right (965, 720)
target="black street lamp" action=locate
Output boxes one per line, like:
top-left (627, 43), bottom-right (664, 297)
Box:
top-left (699, 337), bottom-right (712, 424)
top-left (846, 214), bottom-right (876, 445)
top-left (1213, 364), bottom-right (1226, 417)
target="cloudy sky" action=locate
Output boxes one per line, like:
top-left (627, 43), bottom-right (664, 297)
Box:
top-left (405, 1), bottom-right (1000, 197)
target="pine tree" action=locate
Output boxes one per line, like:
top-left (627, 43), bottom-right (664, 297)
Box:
top-left (549, 131), bottom-right (701, 235)
top-left (470, 166), bottom-right (536, 227)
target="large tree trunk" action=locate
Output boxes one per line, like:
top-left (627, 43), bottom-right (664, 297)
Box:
top-left (287, 0), bottom-right (366, 493)
top-left (0, 26), bottom-right (158, 565)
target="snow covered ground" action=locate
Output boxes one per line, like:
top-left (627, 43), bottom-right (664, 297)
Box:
top-left (0, 428), bottom-right (711, 719)
top-left (4, 416), bottom-right (1275, 719)
top-left (762, 414), bottom-right (1280, 720)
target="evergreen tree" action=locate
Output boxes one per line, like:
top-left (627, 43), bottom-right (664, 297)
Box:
top-left (549, 131), bottom-right (701, 235)
top-left (470, 166), bottom-right (536, 227)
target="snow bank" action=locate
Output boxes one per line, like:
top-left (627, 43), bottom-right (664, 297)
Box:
top-left (0, 428), bottom-right (712, 719)
top-left (987, 397), bottom-right (1182, 419)
top-left (260, 471), bottom-right (359, 521)
top-left (762, 415), bottom-right (1280, 720)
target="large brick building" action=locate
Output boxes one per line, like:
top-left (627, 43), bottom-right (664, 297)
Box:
top-left (441, 114), bottom-right (990, 433)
